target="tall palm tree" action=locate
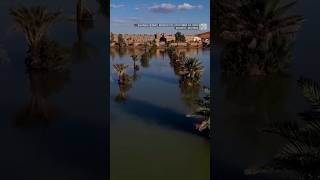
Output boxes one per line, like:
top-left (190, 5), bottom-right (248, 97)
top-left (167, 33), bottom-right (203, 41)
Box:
top-left (220, 0), bottom-right (304, 75)
top-left (10, 6), bottom-right (61, 66)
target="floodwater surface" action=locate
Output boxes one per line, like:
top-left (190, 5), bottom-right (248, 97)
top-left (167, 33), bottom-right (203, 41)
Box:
top-left (110, 48), bottom-right (211, 180)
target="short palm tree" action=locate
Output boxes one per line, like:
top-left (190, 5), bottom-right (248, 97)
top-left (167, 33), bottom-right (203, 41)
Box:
top-left (112, 64), bottom-right (130, 84)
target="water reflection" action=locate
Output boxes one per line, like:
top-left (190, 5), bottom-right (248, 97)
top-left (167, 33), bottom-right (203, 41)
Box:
top-left (15, 70), bottom-right (70, 127)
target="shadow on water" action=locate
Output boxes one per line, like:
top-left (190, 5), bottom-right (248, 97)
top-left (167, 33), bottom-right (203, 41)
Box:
top-left (117, 98), bottom-right (209, 138)
top-left (139, 72), bottom-right (178, 85)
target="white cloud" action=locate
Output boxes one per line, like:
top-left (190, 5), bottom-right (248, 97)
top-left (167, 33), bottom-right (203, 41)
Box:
top-left (147, 3), bottom-right (202, 13)
top-left (148, 3), bottom-right (176, 13)
top-left (177, 3), bottom-right (202, 10)
top-left (111, 4), bottom-right (125, 8)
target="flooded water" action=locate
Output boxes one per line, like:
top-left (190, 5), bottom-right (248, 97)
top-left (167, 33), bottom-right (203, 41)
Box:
top-left (0, 1), bottom-right (107, 179)
top-left (213, 0), bottom-right (320, 179)
top-left (110, 48), bottom-right (210, 180)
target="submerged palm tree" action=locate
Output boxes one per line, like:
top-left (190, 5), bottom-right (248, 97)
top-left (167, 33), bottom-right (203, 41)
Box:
top-left (131, 55), bottom-right (140, 70)
top-left (180, 57), bottom-right (204, 86)
top-left (112, 64), bottom-right (130, 84)
top-left (10, 6), bottom-right (61, 67)
top-left (220, 0), bottom-right (304, 75)
top-left (187, 87), bottom-right (211, 132)
top-left (245, 78), bottom-right (320, 179)
top-left (140, 51), bottom-right (151, 68)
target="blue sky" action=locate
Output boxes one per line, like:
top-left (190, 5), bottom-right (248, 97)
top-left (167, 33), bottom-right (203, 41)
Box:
top-left (110, 0), bottom-right (210, 34)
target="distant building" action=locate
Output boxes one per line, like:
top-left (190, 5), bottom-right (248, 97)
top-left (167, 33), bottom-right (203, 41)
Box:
top-left (110, 32), bottom-right (210, 47)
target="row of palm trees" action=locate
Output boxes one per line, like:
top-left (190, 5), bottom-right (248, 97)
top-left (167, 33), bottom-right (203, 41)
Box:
top-left (218, 0), bottom-right (304, 76)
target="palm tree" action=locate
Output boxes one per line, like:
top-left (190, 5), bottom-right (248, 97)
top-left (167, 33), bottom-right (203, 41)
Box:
top-left (140, 51), bottom-right (151, 68)
top-left (180, 57), bottom-right (204, 85)
top-left (10, 6), bottom-right (61, 66)
top-left (187, 87), bottom-right (211, 132)
top-left (131, 55), bottom-right (139, 70)
top-left (245, 78), bottom-right (320, 179)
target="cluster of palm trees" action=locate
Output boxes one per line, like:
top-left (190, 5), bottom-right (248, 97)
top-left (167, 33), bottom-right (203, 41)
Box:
top-left (245, 78), bottom-right (320, 179)
top-left (219, 0), bottom-right (304, 76)
top-left (112, 52), bottom-right (147, 102)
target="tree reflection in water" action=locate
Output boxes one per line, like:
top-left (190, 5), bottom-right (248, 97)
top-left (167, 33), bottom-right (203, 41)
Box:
top-left (15, 70), bottom-right (70, 127)
top-left (246, 78), bottom-right (320, 179)
top-left (10, 6), bottom-right (71, 126)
